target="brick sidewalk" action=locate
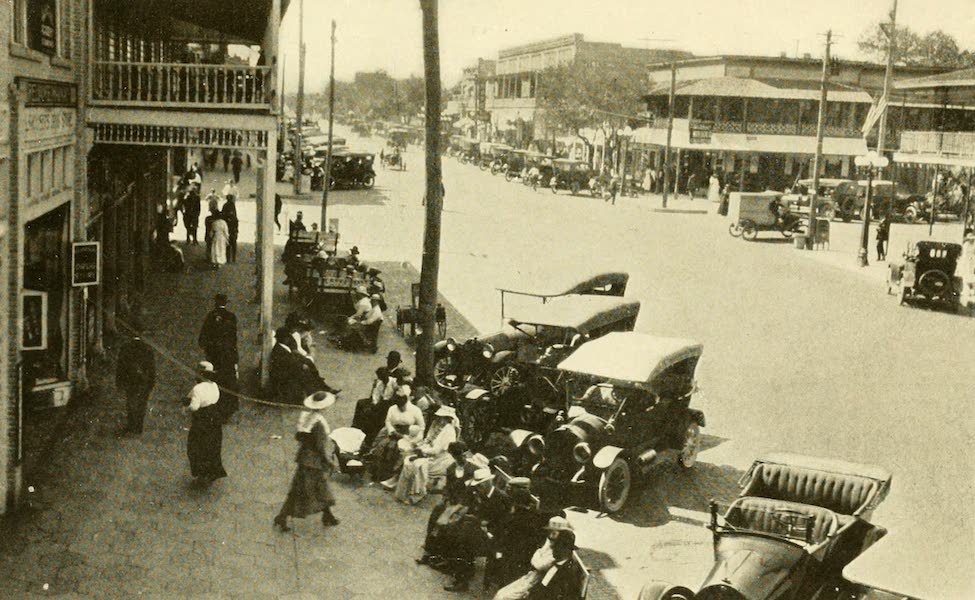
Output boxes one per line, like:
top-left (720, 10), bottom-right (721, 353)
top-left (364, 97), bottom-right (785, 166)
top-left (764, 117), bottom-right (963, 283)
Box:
top-left (0, 243), bottom-right (503, 599)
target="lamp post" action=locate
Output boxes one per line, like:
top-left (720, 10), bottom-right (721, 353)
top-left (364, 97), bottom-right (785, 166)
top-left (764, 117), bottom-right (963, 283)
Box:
top-left (854, 151), bottom-right (889, 267)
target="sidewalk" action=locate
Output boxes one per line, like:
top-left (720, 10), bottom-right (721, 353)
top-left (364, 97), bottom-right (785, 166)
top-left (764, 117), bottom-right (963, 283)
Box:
top-left (0, 243), bottom-right (500, 598)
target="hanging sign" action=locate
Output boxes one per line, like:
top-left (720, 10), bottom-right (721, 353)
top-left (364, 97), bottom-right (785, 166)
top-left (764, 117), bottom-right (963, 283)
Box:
top-left (71, 242), bottom-right (100, 287)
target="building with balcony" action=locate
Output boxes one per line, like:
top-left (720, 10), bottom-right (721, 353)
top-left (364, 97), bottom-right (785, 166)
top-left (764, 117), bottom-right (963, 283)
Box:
top-left (638, 55), bottom-right (961, 193)
top-left (2, 0), bottom-right (288, 514)
top-left (486, 33), bottom-right (689, 149)
top-left (893, 68), bottom-right (975, 167)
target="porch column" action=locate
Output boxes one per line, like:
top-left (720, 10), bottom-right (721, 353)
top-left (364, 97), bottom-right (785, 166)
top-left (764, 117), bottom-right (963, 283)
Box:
top-left (259, 128), bottom-right (278, 387)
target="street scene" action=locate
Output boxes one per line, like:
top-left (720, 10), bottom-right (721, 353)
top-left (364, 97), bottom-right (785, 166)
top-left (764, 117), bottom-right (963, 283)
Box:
top-left (1, 1), bottom-right (974, 599)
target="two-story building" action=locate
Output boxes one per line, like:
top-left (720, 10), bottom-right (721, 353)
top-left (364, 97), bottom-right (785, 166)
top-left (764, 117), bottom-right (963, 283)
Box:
top-left (487, 33), bottom-right (688, 149)
top-left (2, 0), bottom-right (287, 514)
top-left (450, 58), bottom-right (495, 141)
top-left (638, 55), bottom-right (962, 193)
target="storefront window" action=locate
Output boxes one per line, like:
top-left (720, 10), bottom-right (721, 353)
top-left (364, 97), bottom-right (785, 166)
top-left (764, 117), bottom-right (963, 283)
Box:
top-left (22, 204), bottom-right (69, 390)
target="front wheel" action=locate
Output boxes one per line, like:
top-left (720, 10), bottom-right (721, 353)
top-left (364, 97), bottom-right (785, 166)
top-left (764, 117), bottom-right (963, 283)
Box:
top-left (678, 423), bottom-right (701, 469)
top-left (505, 171), bottom-right (515, 182)
top-left (434, 356), bottom-right (462, 390)
top-left (728, 222), bottom-right (743, 237)
top-left (362, 174), bottom-right (375, 189)
top-left (741, 220), bottom-right (758, 241)
top-left (479, 162), bottom-right (489, 172)
top-left (597, 457), bottom-right (632, 513)
top-left (489, 364), bottom-right (521, 397)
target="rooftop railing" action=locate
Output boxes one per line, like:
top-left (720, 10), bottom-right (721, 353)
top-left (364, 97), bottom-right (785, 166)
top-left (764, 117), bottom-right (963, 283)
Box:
top-left (898, 131), bottom-right (975, 157)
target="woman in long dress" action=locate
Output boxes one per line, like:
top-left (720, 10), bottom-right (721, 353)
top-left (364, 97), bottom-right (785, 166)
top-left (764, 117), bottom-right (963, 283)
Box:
top-left (274, 392), bottom-right (340, 531)
top-left (394, 405), bottom-right (461, 504)
top-left (209, 208), bottom-right (229, 268)
top-left (185, 361), bottom-right (228, 484)
top-left (369, 384), bottom-right (425, 484)
top-left (708, 172), bottom-right (721, 205)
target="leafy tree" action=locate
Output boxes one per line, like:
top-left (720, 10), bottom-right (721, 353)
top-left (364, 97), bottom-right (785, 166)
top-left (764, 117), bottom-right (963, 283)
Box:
top-left (858, 23), bottom-right (975, 68)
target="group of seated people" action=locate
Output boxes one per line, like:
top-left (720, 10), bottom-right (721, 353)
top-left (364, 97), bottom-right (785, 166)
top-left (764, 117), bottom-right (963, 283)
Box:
top-left (344, 354), bottom-right (585, 597)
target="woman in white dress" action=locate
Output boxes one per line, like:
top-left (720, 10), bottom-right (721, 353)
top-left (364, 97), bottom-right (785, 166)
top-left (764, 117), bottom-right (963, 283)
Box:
top-left (209, 210), bottom-right (229, 268)
top-left (393, 405), bottom-right (461, 504)
top-left (708, 172), bottom-right (721, 205)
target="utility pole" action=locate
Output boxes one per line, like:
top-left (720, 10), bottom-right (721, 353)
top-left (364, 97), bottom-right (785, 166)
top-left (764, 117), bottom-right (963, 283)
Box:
top-left (416, 0), bottom-right (445, 386)
top-left (280, 54), bottom-right (287, 146)
top-left (808, 30), bottom-right (833, 248)
top-left (662, 62), bottom-right (676, 208)
top-left (321, 20), bottom-right (337, 228)
top-left (293, 0), bottom-right (305, 195)
top-left (876, 0), bottom-right (898, 168)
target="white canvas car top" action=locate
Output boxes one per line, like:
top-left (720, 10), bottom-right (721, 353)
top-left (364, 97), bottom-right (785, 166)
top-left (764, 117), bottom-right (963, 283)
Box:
top-left (557, 332), bottom-right (702, 385)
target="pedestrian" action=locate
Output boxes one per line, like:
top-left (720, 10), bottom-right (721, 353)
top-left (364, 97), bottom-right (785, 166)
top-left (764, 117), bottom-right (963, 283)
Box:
top-left (221, 179), bottom-right (239, 203)
top-left (198, 293), bottom-right (239, 377)
top-left (205, 188), bottom-right (221, 215)
top-left (183, 361), bottom-right (228, 485)
top-left (718, 185), bottom-right (731, 216)
top-left (686, 172), bottom-right (698, 200)
top-left (289, 211), bottom-right (307, 235)
top-left (208, 208), bottom-right (229, 268)
top-left (416, 442), bottom-right (475, 566)
top-left (231, 151), bottom-right (243, 183)
top-left (115, 316), bottom-right (155, 435)
top-left (154, 203), bottom-right (172, 258)
top-left (708, 172), bottom-right (721, 205)
top-left (222, 148), bottom-right (231, 172)
top-left (876, 213), bottom-right (891, 261)
top-left (274, 193), bottom-right (283, 231)
top-left (274, 391), bottom-right (340, 531)
top-left (222, 197), bottom-right (238, 263)
top-left (182, 186), bottom-right (201, 245)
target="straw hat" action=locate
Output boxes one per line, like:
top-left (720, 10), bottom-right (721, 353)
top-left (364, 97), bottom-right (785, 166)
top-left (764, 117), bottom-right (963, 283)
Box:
top-left (434, 405), bottom-right (457, 419)
top-left (469, 468), bottom-right (494, 485)
top-left (544, 516), bottom-right (574, 533)
top-left (197, 361), bottom-right (215, 374)
top-left (303, 391), bottom-right (336, 411)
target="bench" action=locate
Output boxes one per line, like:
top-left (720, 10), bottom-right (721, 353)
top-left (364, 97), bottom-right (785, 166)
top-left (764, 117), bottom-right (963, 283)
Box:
top-left (739, 453), bottom-right (892, 519)
top-left (395, 282), bottom-right (447, 339)
top-left (724, 496), bottom-right (838, 545)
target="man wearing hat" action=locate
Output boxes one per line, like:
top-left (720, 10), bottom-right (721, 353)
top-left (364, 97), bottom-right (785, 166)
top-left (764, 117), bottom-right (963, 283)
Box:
top-left (198, 293), bottom-right (239, 377)
top-left (184, 362), bottom-right (227, 485)
top-left (115, 316), bottom-right (156, 435)
top-left (493, 515), bottom-right (582, 600)
top-left (334, 289), bottom-right (384, 353)
top-left (439, 465), bottom-right (495, 592)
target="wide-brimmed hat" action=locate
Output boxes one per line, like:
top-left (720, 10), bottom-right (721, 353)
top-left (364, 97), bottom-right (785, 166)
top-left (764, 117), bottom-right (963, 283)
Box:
top-left (469, 468), bottom-right (494, 485)
top-left (198, 361), bottom-right (215, 374)
top-left (544, 516), bottom-right (574, 533)
top-left (354, 285), bottom-right (369, 296)
top-left (434, 405), bottom-right (457, 419)
top-left (303, 391), bottom-right (336, 410)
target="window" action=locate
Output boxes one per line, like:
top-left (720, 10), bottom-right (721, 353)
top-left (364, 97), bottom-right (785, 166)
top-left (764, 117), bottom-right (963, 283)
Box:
top-left (12, 0), bottom-right (62, 56)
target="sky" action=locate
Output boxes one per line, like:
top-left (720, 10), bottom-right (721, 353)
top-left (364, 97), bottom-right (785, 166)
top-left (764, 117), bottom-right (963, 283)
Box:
top-left (278, 0), bottom-right (975, 92)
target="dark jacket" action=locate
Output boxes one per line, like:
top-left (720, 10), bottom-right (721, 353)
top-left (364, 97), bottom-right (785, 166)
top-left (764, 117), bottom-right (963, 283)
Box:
top-left (198, 307), bottom-right (239, 367)
top-left (294, 353), bottom-right (339, 397)
top-left (528, 555), bottom-right (584, 600)
top-left (116, 337), bottom-right (155, 391)
top-left (295, 421), bottom-right (337, 472)
top-left (222, 201), bottom-right (239, 235)
top-left (269, 343), bottom-right (299, 401)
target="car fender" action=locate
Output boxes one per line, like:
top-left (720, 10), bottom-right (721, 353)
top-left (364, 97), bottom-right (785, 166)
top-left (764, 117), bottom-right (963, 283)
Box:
top-left (592, 445), bottom-right (624, 470)
top-left (433, 340), bottom-right (448, 355)
top-left (509, 429), bottom-right (535, 449)
top-left (637, 582), bottom-right (695, 600)
top-left (688, 409), bottom-right (706, 428)
top-left (492, 350), bottom-right (515, 364)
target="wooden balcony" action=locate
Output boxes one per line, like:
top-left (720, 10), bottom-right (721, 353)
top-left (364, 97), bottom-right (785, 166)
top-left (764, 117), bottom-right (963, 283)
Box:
top-left (91, 61), bottom-right (273, 110)
top-left (899, 131), bottom-right (975, 157)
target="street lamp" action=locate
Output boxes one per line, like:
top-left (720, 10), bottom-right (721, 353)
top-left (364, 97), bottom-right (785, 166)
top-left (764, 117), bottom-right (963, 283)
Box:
top-left (854, 151), bottom-right (890, 267)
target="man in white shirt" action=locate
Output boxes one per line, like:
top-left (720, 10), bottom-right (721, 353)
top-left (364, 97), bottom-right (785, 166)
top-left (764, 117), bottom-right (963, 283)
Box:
top-left (335, 292), bottom-right (384, 353)
top-left (221, 179), bottom-right (239, 202)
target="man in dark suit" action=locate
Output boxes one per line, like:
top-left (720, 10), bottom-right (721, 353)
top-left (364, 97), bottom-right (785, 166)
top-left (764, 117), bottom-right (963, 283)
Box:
top-left (269, 327), bottom-right (299, 402)
top-left (198, 293), bottom-right (239, 375)
top-left (116, 319), bottom-right (156, 435)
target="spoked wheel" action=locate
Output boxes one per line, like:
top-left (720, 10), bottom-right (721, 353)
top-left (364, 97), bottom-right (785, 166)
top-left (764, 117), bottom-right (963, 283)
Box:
top-left (505, 171), bottom-right (515, 182)
top-left (434, 356), bottom-right (462, 390)
top-left (597, 457), bottom-right (632, 513)
top-left (741, 220), bottom-right (758, 241)
top-left (781, 226), bottom-right (795, 239)
top-left (489, 364), bottom-right (521, 397)
top-left (459, 399), bottom-right (496, 449)
top-left (678, 423), bottom-right (701, 469)
top-left (362, 174), bottom-right (375, 189)
top-left (728, 222), bottom-right (743, 237)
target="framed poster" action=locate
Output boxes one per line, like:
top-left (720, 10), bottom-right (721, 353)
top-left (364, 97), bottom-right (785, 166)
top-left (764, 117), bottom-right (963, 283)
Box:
top-left (21, 290), bottom-right (48, 351)
top-left (71, 241), bottom-right (100, 287)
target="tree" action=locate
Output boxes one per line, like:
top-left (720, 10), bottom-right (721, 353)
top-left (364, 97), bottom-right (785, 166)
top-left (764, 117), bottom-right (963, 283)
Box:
top-left (858, 24), bottom-right (975, 68)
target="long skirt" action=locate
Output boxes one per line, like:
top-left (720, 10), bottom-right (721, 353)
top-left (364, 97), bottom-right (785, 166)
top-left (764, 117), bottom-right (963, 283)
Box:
top-left (368, 428), bottom-right (404, 481)
top-left (278, 465), bottom-right (335, 518)
top-left (394, 452), bottom-right (454, 505)
top-left (187, 414), bottom-right (227, 481)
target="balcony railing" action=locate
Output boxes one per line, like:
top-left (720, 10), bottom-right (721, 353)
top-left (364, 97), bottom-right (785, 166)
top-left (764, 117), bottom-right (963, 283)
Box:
top-left (91, 61), bottom-right (273, 109)
top-left (899, 131), bottom-right (975, 157)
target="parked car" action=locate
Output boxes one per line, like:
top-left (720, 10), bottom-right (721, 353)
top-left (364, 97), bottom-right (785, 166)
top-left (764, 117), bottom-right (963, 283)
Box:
top-left (887, 240), bottom-right (963, 310)
top-left (832, 180), bottom-right (920, 222)
top-left (782, 178), bottom-right (851, 219)
top-left (639, 453), bottom-right (892, 600)
top-left (508, 332), bottom-right (706, 513)
top-left (728, 192), bottom-right (806, 241)
top-left (324, 152), bottom-right (376, 190)
top-left (550, 159), bottom-right (595, 195)
top-left (433, 295), bottom-right (641, 397)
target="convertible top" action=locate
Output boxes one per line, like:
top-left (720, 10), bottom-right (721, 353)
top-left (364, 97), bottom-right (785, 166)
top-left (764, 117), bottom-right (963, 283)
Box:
top-left (843, 524), bottom-right (970, 599)
top-left (749, 452), bottom-right (893, 485)
top-left (497, 270), bottom-right (629, 299)
top-left (506, 296), bottom-right (640, 332)
top-left (557, 332), bottom-right (703, 386)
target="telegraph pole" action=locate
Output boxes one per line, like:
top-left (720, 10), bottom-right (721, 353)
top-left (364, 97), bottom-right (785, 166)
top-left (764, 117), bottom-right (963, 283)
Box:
top-left (808, 30), bottom-right (833, 247)
top-left (876, 0), bottom-right (898, 166)
top-left (662, 62), bottom-right (676, 208)
top-left (321, 20), bottom-right (337, 228)
top-left (293, 0), bottom-right (305, 194)
top-left (416, 0), bottom-right (445, 386)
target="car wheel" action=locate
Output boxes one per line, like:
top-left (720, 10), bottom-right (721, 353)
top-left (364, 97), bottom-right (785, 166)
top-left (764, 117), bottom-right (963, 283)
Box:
top-left (505, 171), bottom-right (515, 182)
top-left (637, 583), bottom-right (696, 600)
top-left (459, 397), bottom-right (495, 449)
top-left (489, 364), bottom-right (521, 397)
top-left (678, 423), bottom-right (701, 469)
top-left (362, 174), bottom-right (375, 189)
top-left (741, 220), bottom-right (758, 241)
top-left (728, 222), bottom-right (743, 237)
top-left (434, 356), bottom-right (461, 390)
top-left (918, 270), bottom-right (951, 298)
top-left (597, 457), bottom-right (631, 513)
top-left (480, 162), bottom-right (489, 171)
top-left (571, 182), bottom-right (581, 195)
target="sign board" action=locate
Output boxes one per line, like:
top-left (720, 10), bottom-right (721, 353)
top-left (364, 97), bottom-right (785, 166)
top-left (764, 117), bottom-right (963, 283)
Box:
top-left (19, 78), bottom-right (78, 108)
top-left (71, 242), bottom-right (100, 287)
top-left (21, 290), bottom-right (48, 351)
top-left (689, 120), bottom-right (714, 145)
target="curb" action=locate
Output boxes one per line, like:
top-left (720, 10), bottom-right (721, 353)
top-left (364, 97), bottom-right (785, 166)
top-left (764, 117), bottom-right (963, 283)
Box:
top-left (652, 208), bottom-right (710, 215)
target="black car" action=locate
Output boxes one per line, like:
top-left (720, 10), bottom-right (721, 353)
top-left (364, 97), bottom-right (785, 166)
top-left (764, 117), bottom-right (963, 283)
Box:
top-left (887, 240), bottom-right (962, 310)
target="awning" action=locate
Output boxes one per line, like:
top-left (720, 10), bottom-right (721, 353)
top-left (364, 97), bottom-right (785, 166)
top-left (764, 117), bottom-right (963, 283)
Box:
top-left (631, 126), bottom-right (867, 156)
top-left (643, 76), bottom-right (872, 104)
top-left (892, 152), bottom-right (975, 168)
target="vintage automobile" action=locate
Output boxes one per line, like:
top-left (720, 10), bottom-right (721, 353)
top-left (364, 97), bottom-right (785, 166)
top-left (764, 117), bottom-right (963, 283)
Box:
top-left (455, 137), bottom-right (481, 164)
top-left (550, 159), bottom-right (595, 195)
top-left (478, 142), bottom-right (513, 172)
top-left (381, 143), bottom-right (406, 171)
top-left (830, 180), bottom-right (921, 222)
top-left (782, 178), bottom-right (851, 219)
top-left (639, 453), bottom-right (892, 600)
top-left (507, 333), bottom-right (706, 514)
top-left (313, 151), bottom-right (376, 190)
top-left (887, 240), bottom-right (963, 310)
top-left (496, 270), bottom-right (629, 317)
top-left (503, 149), bottom-right (531, 181)
top-left (728, 192), bottom-right (806, 241)
top-left (841, 524), bottom-right (968, 600)
top-left (388, 127), bottom-right (412, 149)
top-left (434, 295), bottom-right (641, 398)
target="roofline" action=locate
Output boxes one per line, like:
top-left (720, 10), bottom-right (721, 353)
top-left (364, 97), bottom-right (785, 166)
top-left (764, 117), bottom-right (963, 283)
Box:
top-left (646, 54), bottom-right (949, 74)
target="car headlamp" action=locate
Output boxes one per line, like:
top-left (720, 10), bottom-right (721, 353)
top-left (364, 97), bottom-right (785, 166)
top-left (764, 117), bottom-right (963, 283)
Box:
top-left (481, 343), bottom-right (495, 359)
top-left (446, 338), bottom-right (457, 352)
top-left (573, 442), bottom-right (592, 464)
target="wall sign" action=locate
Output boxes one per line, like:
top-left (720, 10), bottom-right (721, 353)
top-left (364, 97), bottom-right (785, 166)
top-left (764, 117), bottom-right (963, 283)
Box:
top-left (21, 290), bottom-right (48, 351)
top-left (71, 242), bottom-right (100, 287)
top-left (20, 78), bottom-right (77, 108)
top-left (689, 119), bottom-right (714, 145)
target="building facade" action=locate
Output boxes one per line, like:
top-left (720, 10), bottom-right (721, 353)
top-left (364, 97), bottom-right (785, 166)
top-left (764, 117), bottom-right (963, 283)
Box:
top-left (486, 33), bottom-right (688, 149)
top-left (2, 0), bottom-right (286, 514)
top-left (639, 55), bottom-right (968, 194)
top-left (450, 58), bottom-right (494, 140)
